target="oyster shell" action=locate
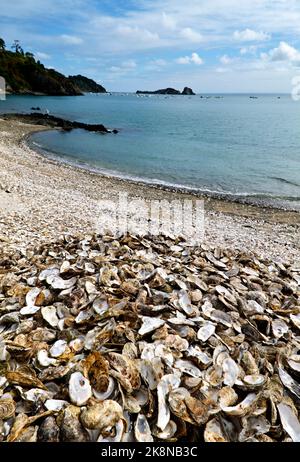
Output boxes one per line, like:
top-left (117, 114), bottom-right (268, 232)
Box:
top-left (41, 307), bottom-right (59, 327)
top-left (60, 405), bottom-right (89, 442)
top-left (0, 398), bottom-right (15, 420)
top-left (153, 421), bottom-right (177, 440)
top-left (80, 400), bottom-right (124, 431)
top-left (272, 319), bottom-right (289, 339)
top-left (69, 372), bottom-right (92, 406)
top-left (134, 413), bottom-right (153, 442)
top-left (82, 351), bottom-right (109, 393)
top-left (220, 393), bottom-right (258, 416)
top-left (0, 233), bottom-right (299, 442)
top-left (197, 322), bottom-right (216, 342)
top-left (138, 316), bottom-right (165, 336)
top-left (204, 417), bottom-right (228, 442)
top-left (45, 399), bottom-right (68, 411)
top-left (38, 416), bottom-right (60, 442)
top-left (50, 340), bottom-right (68, 358)
top-left (37, 350), bottom-right (57, 367)
top-left (157, 374), bottom-right (181, 431)
top-left (278, 402), bottom-right (300, 442)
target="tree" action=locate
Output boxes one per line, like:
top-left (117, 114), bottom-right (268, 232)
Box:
top-left (25, 52), bottom-right (35, 60)
top-left (0, 38), bottom-right (5, 51)
top-left (11, 40), bottom-right (24, 54)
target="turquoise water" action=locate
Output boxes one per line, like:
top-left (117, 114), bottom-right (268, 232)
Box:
top-left (2, 93), bottom-right (300, 210)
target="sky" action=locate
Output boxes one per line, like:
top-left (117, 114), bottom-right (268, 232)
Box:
top-left (1, 0), bottom-right (300, 92)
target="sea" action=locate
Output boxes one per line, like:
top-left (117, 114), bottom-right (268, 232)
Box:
top-left (1, 93), bottom-right (300, 211)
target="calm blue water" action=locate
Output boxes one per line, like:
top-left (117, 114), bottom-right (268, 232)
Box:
top-left (1, 93), bottom-right (300, 210)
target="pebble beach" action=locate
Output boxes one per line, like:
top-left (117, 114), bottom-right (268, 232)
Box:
top-left (0, 117), bottom-right (299, 261)
top-left (0, 117), bottom-right (300, 443)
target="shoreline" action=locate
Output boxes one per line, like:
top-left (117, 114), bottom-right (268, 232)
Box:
top-left (0, 117), bottom-right (299, 261)
top-left (28, 134), bottom-right (300, 214)
top-left (5, 111), bottom-right (298, 214)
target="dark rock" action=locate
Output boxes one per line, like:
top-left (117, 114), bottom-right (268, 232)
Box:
top-left (2, 113), bottom-right (117, 134)
top-left (182, 87), bottom-right (195, 95)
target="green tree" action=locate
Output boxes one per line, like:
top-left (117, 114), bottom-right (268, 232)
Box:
top-left (11, 40), bottom-right (24, 54)
top-left (0, 38), bottom-right (5, 51)
top-left (25, 52), bottom-right (35, 60)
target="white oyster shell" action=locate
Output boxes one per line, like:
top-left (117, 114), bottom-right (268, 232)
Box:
top-left (69, 372), bottom-right (92, 406)
top-left (37, 350), bottom-right (57, 367)
top-left (278, 402), bottom-right (300, 443)
top-left (138, 316), bottom-right (165, 336)
top-left (134, 413), bottom-right (153, 442)
top-left (197, 322), bottom-right (216, 342)
top-left (41, 306), bottom-right (59, 327)
top-left (49, 340), bottom-right (68, 358)
top-left (45, 399), bottom-right (69, 411)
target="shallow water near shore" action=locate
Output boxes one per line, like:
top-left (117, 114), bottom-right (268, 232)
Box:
top-left (2, 93), bottom-right (300, 211)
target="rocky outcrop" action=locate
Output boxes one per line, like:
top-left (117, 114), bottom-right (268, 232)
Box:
top-left (182, 87), bottom-right (195, 95)
top-left (68, 75), bottom-right (106, 93)
top-left (136, 87), bottom-right (195, 95)
top-left (2, 113), bottom-right (118, 133)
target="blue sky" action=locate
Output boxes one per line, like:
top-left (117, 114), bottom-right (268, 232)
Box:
top-left (1, 0), bottom-right (300, 92)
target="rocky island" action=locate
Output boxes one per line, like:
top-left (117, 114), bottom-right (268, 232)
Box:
top-left (136, 87), bottom-right (195, 95)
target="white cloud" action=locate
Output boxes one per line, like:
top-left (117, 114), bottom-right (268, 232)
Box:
top-left (176, 56), bottom-right (190, 64)
top-left (240, 45), bottom-right (258, 55)
top-left (216, 67), bottom-right (231, 73)
top-left (150, 59), bottom-right (167, 66)
top-left (35, 51), bottom-right (51, 60)
top-left (60, 34), bottom-right (83, 45)
top-left (220, 54), bottom-right (233, 65)
top-left (180, 28), bottom-right (203, 43)
top-left (122, 59), bottom-right (137, 69)
top-left (176, 52), bottom-right (204, 65)
top-left (110, 66), bottom-right (122, 73)
top-left (233, 29), bottom-right (270, 42)
top-left (161, 12), bottom-right (176, 30)
top-left (262, 41), bottom-right (300, 64)
top-left (189, 52), bottom-right (204, 65)
top-left (116, 26), bottom-right (160, 43)
top-left (109, 59), bottom-right (137, 75)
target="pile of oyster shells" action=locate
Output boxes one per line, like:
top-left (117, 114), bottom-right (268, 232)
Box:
top-left (0, 233), bottom-right (300, 442)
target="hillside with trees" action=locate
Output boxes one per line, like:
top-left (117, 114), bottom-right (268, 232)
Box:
top-left (0, 38), bottom-right (106, 96)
